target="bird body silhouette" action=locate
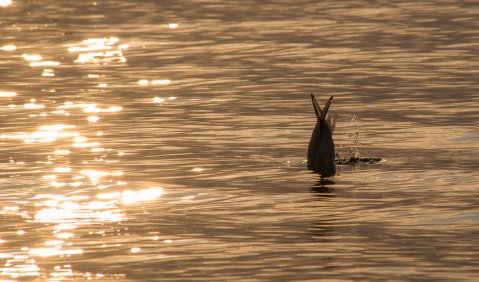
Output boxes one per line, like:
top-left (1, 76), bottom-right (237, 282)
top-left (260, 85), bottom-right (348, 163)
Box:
top-left (307, 94), bottom-right (336, 176)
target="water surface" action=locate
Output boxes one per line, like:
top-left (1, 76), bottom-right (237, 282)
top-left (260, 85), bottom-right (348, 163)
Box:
top-left (0, 0), bottom-right (478, 281)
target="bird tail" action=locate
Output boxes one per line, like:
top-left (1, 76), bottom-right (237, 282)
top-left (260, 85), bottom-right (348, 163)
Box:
top-left (311, 94), bottom-right (333, 122)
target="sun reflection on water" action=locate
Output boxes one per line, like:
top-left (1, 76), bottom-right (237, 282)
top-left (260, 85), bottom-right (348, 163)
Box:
top-left (138, 79), bottom-right (171, 86)
top-left (87, 115), bottom-right (99, 122)
top-left (68, 37), bottom-right (128, 64)
top-left (29, 61), bottom-right (60, 67)
top-left (97, 187), bottom-right (164, 205)
top-left (0, 124), bottom-right (79, 143)
top-left (80, 169), bottom-right (123, 183)
top-left (23, 103), bottom-right (45, 109)
top-left (54, 149), bottom-right (71, 155)
top-left (32, 187), bottom-right (164, 230)
top-left (22, 54), bottom-right (42, 61)
top-left (1, 44), bottom-right (16, 51)
top-left (32, 187), bottom-right (162, 246)
top-left (0, 30), bottom-right (165, 279)
top-left (0, 255), bottom-right (40, 279)
top-left (28, 248), bottom-right (84, 257)
top-left (0, 91), bottom-right (16, 97)
top-left (0, 0), bottom-right (12, 7)
top-left (83, 105), bottom-right (122, 113)
top-left (41, 69), bottom-right (55, 77)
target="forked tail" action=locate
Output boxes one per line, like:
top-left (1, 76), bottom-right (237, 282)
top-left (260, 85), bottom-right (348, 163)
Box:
top-left (311, 94), bottom-right (333, 122)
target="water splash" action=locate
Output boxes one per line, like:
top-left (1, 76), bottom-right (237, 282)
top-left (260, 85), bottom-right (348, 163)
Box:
top-left (347, 114), bottom-right (361, 158)
top-left (337, 114), bottom-right (382, 165)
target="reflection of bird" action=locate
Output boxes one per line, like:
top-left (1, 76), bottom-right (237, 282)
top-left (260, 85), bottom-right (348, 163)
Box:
top-left (311, 177), bottom-right (335, 197)
top-left (307, 94), bottom-right (336, 177)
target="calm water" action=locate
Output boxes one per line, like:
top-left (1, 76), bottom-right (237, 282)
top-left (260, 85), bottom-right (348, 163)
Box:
top-left (1, 0), bottom-right (478, 281)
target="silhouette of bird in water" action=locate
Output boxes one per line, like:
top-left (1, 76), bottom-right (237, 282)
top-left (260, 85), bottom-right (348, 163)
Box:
top-left (307, 94), bottom-right (336, 177)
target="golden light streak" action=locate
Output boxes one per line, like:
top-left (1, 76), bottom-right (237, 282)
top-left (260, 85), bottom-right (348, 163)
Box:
top-left (69, 37), bottom-right (127, 64)
top-left (35, 194), bottom-right (89, 202)
top-left (73, 142), bottom-right (101, 148)
top-left (130, 248), bottom-right (141, 253)
top-left (68, 46), bottom-right (111, 53)
top-left (29, 61), bottom-right (60, 67)
top-left (97, 187), bottom-right (164, 205)
top-left (23, 103), bottom-right (45, 109)
top-left (55, 233), bottom-right (74, 239)
top-left (151, 79), bottom-right (171, 85)
top-left (50, 266), bottom-right (73, 279)
top-left (51, 110), bottom-right (67, 115)
top-left (0, 0), bottom-right (13, 7)
top-left (59, 102), bottom-right (97, 109)
top-left (29, 113), bottom-right (48, 118)
top-left (42, 175), bottom-right (57, 180)
top-left (168, 23), bottom-right (178, 29)
top-left (138, 79), bottom-right (170, 86)
top-left (35, 202), bottom-right (123, 224)
top-left (84, 37), bottom-right (119, 45)
top-left (42, 69), bottom-right (55, 77)
top-left (54, 224), bottom-right (76, 230)
top-left (0, 91), bottom-right (16, 97)
top-left (22, 54), bottom-right (42, 61)
top-left (28, 248), bottom-right (83, 257)
top-left (1, 124), bottom-right (79, 144)
top-left (0, 133), bottom-right (28, 140)
top-left (0, 255), bottom-right (40, 279)
top-left (153, 97), bottom-right (165, 103)
top-left (44, 240), bottom-right (64, 246)
top-left (53, 167), bottom-right (71, 173)
top-left (87, 116), bottom-right (99, 122)
top-left (83, 105), bottom-right (122, 113)
top-left (122, 188), bottom-right (164, 205)
top-left (96, 194), bottom-right (122, 202)
top-left (50, 181), bottom-right (66, 188)
top-left (73, 136), bottom-right (87, 143)
top-left (40, 124), bottom-right (76, 131)
top-left (54, 149), bottom-right (71, 155)
top-left (1, 44), bottom-right (16, 51)
top-left (80, 170), bottom-right (109, 183)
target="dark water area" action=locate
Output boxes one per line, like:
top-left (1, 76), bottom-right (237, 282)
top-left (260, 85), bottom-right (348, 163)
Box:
top-left (0, 0), bottom-right (478, 281)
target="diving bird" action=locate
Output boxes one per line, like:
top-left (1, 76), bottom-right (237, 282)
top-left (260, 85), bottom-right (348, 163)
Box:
top-left (307, 94), bottom-right (336, 176)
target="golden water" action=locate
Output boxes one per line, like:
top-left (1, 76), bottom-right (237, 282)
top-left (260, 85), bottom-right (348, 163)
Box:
top-left (0, 1), bottom-right (478, 280)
